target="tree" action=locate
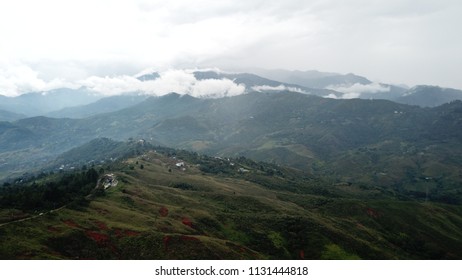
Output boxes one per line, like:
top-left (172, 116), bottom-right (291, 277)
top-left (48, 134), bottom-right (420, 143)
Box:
top-left (86, 168), bottom-right (99, 182)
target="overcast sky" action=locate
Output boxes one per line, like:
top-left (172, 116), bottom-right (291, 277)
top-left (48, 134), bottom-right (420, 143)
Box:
top-left (1, 0), bottom-right (461, 96)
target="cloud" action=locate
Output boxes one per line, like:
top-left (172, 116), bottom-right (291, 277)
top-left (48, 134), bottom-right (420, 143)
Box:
top-left (251, 84), bottom-right (307, 94)
top-left (0, 64), bottom-right (246, 98)
top-left (78, 75), bottom-right (142, 96)
top-left (326, 82), bottom-right (390, 99)
top-left (340, 92), bottom-right (361, 99)
top-left (0, 64), bottom-right (77, 97)
top-left (192, 78), bottom-right (245, 98)
top-left (79, 69), bottom-right (245, 98)
top-left (1, 0), bottom-right (461, 88)
top-left (324, 93), bottom-right (339, 99)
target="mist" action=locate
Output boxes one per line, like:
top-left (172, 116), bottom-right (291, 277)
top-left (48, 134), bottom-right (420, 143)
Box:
top-left (0, 66), bottom-right (246, 98)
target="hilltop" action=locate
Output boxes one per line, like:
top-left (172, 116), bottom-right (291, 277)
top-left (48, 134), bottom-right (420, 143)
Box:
top-left (1, 145), bottom-right (461, 259)
top-left (1, 91), bottom-right (462, 205)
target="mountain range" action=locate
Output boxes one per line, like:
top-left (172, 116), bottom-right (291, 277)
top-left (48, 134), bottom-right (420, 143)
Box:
top-left (2, 69), bottom-right (462, 122)
top-left (1, 90), bottom-right (462, 202)
top-left (1, 68), bottom-right (462, 259)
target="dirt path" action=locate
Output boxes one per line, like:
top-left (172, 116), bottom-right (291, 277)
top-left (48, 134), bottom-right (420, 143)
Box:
top-left (0, 175), bottom-right (114, 228)
top-left (0, 205), bottom-right (67, 228)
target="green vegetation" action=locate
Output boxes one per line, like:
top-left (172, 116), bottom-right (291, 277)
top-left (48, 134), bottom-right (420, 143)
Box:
top-left (1, 92), bottom-right (462, 259)
top-left (0, 168), bottom-right (98, 211)
top-left (1, 147), bottom-right (461, 260)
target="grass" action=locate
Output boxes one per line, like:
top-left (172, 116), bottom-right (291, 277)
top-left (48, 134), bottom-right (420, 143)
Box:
top-left (321, 244), bottom-right (361, 260)
top-left (1, 150), bottom-right (462, 259)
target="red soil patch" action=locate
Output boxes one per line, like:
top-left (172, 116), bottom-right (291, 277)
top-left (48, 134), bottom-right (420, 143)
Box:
top-left (63, 219), bottom-right (80, 228)
top-left (299, 250), bottom-right (305, 260)
top-left (114, 228), bottom-right (140, 238)
top-left (182, 217), bottom-right (193, 228)
top-left (163, 235), bottom-right (171, 250)
top-left (114, 229), bottom-right (123, 238)
top-left (86, 231), bottom-right (109, 243)
top-left (124, 230), bottom-right (140, 237)
top-left (366, 208), bottom-right (380, 218)
top-left (180, 235), bottom-right (200, 242)
top-left (47, 225), bottom-right (61, 233)
top-left (159, 206), bottom-right (169, 217)
top-left (95, 221), bottom-right (109, 231)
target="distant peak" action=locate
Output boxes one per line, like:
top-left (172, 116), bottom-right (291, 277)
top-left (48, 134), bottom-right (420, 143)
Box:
top-left (136, 72), bottom-right (160, 81)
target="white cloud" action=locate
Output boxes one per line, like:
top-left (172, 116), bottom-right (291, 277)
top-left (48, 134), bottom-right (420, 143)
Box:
top-left (324, 93), bottom-right (339, 99)
top-left (0, 0), bottom-right (461, 88)
top-left (0, 64), bottom-right (77, 97)
top-left (191, 78), bottom-right (245, 98)
top-left (251, 84), bottom-right (307, 94)
top-left (340, 92), bottom-right (361, 99)
top-left (144, 70), bottom-right (197, 96)
top-left (78, 75), bottom-right (142, 96)
top-left (0, 64), bottom-right (246, 98)
top-left (326, 82), bottom-right (390, 99)
top-left (78, 69), bottom-right (245, 98)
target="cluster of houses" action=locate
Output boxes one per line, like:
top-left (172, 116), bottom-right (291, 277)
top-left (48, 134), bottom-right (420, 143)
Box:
top-left (101, 173), bottom-right (118, 190)
top-left (175, 161), bottom-right (186, 171)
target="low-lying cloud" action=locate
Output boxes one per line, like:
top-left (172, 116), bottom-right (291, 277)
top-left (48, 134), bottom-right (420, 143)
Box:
top-left (191, 78), bottom-right (246, 98)
top-left (325, 82), bottom-right (390, 99)
top-left (81, 69), bottom-right (246, 98)
top-left (0, 65), bottom-right (246, 98)
top-left (251, 84), bottom-right (307, 94)
top-left (0, 64), bottom-right (77, 97)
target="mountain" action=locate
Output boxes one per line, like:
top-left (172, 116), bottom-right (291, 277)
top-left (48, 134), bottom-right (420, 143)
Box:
top-left (252, 69), bottom-right (370, 88)
top-left (192, 71), bottom-right (338, 96)
top-left (0, 71), bottom-right (342, 118)
top-left (51, 137), bottom-right (161, 169)
top-left (136, 72), bottom-right (160, 81)
top-left (254, 69), bottom-right (462, 106)
top-left (251, 68), bottom-right (339, 87)
top-left (1, 69), bottom-right (462, 260)
top-left (0, 109), bottom-right (26, 122)
top-left (251, 69), bottom-right (412, 102)
top-left (1, 91), bottom-right (462, 204)
top-left (355, 83), bottom-right (408, 100)
top-left (2, 70), bottom-right (461, 119)
top-left (1, 143), bottom-right (461, 259)
top-left (396, 85), bottom-right (462, 107)
top-left (47, 95), bottom-right (148, 119)
top-left (307, 73), bottom-right (372, 89)
top-left (0, 88), bottom-right (102, 117)
top-left (194, 71), bottom-right (285, 87)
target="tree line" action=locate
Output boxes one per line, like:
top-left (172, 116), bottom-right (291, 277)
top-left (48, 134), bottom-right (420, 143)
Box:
top-left (0, 168), bottom-right (99, 211)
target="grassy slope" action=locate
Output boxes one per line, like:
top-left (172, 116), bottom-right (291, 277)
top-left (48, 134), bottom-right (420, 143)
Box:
top-left (1, 151), bottom-right (461, 259)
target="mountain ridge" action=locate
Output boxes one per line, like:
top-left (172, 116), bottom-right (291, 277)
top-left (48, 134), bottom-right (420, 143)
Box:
top-left (2, 70), bottom-right (462, 117)
top-left (1, 91), bottom-right (461, 203)
top-left (1, 141), bottom-right (461, 259)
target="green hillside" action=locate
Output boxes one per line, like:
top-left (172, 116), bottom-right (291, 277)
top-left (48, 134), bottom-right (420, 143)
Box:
top-left (1, 146), bottom-right (461, 259)
top-left (1, 92), bottom-right (462, 198)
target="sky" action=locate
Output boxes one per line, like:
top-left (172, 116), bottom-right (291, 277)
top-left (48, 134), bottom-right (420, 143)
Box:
top-left (0, 0), bottom-right (461, 96)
